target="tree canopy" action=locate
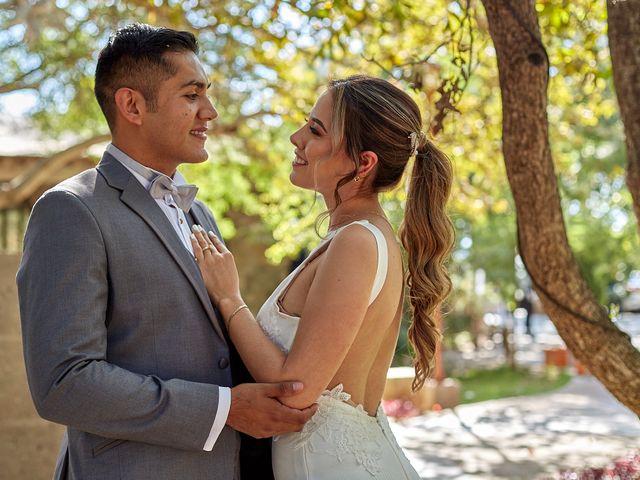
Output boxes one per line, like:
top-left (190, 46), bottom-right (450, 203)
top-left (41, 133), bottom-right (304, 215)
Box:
top-left (1, 0), bottom-right (636, 317)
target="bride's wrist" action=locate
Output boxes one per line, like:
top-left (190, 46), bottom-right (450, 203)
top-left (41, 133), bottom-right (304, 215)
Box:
top-left (218, 296), bottom-right (245, 319)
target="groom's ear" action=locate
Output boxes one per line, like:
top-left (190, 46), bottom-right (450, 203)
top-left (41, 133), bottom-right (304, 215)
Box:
top-left (114, 88), bottom-right (146, 127)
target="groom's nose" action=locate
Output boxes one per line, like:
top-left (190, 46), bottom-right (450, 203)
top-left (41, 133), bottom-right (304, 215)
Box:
top-left (201, 97), bottom-right (218, 121)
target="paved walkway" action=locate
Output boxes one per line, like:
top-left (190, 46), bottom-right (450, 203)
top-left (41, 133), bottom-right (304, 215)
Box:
top-left (390, 314), bottom-right (640, 479)
top-left (392, 376), bottom-right (639, 479)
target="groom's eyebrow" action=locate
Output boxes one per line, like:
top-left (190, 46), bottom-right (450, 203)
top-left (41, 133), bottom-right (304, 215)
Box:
top-left (180, 80), bottom-right (211, 90)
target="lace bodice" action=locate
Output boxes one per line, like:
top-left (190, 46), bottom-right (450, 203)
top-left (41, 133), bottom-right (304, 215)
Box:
top-left (255, 220), bottom-right (388, 353)
top-left (273, 383), bottom-right (415, 478)
top-left (290, 384), bottom-right (385, 475)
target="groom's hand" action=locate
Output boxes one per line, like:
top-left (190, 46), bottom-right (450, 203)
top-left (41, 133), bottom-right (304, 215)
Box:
top-left (227, 382), bottom-right (317, 438)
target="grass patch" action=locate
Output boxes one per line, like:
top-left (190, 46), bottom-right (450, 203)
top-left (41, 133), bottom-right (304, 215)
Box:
top-left (455, 366), bottom-right (571, 404)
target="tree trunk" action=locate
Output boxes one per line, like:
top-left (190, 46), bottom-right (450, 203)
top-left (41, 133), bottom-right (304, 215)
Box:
top-left (607, 0), bottom-right (640, 228)
top-left (480, 0), bottom-right (640, 414)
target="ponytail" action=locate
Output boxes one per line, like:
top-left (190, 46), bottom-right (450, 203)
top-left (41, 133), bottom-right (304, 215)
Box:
top-left (322, 75), bottom-right (455, 391)
top-left (399, 139), bottom-right (455, 391)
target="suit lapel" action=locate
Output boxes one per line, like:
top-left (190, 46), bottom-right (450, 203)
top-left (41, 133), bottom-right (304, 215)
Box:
top-left (97, 153), bottom-right (225, 341)
top-left (189, 203), bottom-right (222, 238)
top-left (187, 205), bottom-right (230, 340)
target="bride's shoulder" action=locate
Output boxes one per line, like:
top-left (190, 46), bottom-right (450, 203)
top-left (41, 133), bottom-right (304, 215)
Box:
top-left (323, 222), bottom-right (379, 265)
top-left (309, 222), bottom-right (386, 306)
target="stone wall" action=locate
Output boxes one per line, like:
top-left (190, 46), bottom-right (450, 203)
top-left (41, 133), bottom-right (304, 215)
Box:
top-left (0, 254), bottom-right (63, 479)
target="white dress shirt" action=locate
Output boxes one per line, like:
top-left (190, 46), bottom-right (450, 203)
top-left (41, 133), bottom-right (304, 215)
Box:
top-left (106, 144), bottom-right (231, 451)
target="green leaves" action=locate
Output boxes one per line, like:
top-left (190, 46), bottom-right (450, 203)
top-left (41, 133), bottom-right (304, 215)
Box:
top-left (1, 0), bottom-right (632, 311)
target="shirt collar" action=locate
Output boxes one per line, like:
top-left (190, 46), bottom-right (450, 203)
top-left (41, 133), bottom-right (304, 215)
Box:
top-left (106, 143), bottom-right (188, 190)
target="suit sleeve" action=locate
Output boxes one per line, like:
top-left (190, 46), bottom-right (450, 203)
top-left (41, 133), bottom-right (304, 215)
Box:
top-left (17, 189), bottom-right (221, 451)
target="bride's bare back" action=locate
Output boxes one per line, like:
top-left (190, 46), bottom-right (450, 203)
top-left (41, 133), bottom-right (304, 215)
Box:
top-left (276, 218), bottom-right (404, 414)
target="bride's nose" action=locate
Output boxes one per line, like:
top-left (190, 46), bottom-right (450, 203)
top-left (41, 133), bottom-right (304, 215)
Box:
top-left (290, 126), bottom-right (304, 148)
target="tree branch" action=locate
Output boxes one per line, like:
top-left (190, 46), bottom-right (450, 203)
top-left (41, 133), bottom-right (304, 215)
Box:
top-left (0, 66), bottom-right (42, 94)
top-left (0, 133), bottom-right (111, 209)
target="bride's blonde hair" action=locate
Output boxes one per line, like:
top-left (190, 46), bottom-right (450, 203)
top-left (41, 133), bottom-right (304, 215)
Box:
top-left (327, 75), bottom-right (454, 390)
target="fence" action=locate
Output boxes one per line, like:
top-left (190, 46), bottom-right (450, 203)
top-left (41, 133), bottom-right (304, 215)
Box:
top-left (0, 207), bottom-right (30, 254)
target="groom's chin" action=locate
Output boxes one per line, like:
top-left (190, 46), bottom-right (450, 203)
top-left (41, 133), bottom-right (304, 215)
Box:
top-left (184, 150), bottom-right (210, 165)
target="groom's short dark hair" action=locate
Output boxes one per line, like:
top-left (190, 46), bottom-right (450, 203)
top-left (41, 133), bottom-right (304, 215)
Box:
top-left (95, 23), bottom-right (199, 131)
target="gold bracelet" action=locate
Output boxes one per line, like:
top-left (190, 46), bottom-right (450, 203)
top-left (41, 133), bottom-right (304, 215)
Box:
top-left (226, 304), bottom-right (249, 328)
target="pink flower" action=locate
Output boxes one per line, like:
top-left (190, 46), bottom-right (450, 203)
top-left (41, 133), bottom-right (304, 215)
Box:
top-left (557, 452), bottom-right (640, 480)
top-left (381, 399), bottom-right (420, 419)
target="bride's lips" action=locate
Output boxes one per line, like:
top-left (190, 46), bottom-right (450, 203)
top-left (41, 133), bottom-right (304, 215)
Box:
top-left (292, 152), bottom-right (308, 167)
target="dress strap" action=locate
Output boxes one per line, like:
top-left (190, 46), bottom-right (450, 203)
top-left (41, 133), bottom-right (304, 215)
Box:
top-left (344, 220), bottom-right (388, 305)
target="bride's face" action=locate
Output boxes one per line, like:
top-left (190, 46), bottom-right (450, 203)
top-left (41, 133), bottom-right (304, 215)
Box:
top-left (289, 91), bottom-right (354, 198)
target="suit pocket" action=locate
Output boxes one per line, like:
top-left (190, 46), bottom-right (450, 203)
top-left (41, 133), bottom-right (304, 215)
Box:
top-left (92, 438), bottom-right (126, 457)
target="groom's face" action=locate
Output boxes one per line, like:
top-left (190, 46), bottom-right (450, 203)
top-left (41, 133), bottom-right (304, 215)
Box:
top-left (141, 51), bottom-right (218, 172)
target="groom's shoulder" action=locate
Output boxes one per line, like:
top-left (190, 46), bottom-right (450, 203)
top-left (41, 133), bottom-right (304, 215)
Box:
top-left (56, 167), bottom-right (101, 194)
top-left (37, 167), bottom-right (106, 208)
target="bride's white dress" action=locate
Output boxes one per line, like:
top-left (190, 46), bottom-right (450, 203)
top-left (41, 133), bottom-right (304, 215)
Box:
top-left (255, 220), bottom-right (421, 479)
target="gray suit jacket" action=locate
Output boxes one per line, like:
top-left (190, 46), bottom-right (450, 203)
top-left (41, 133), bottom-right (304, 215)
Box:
top-left (17, 153), bottom-right (240, 480)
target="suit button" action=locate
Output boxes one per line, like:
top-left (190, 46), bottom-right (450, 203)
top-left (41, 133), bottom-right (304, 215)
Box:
top-left (218, 357), bottom-right (230, 369)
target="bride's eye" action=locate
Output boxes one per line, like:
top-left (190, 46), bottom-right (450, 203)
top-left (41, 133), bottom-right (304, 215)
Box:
top-left (304, 117), bottom-right (321, 136)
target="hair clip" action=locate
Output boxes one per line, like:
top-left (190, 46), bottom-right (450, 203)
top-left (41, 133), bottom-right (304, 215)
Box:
top-left (408, 131), bottom-right (420, 157)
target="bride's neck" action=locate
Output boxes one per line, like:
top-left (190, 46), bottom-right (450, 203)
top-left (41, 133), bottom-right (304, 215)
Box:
top-left (327, 196), bottom-right (384, 230)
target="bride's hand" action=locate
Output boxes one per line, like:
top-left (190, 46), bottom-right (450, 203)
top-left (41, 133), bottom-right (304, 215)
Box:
top-left (191, 226), bottom-right (243, 310)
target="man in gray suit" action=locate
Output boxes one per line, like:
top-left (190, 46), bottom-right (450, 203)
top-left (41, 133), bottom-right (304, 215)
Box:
top-left (17, 24), bottom-right (315, 480)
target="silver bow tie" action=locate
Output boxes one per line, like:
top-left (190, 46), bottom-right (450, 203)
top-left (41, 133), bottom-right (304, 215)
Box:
top-left (149, 175), bottom-right (198, 212)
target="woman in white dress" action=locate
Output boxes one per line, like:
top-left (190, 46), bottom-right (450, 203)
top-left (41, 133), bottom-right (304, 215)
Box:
top-left (191, 75), bottom-right (454, 479)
